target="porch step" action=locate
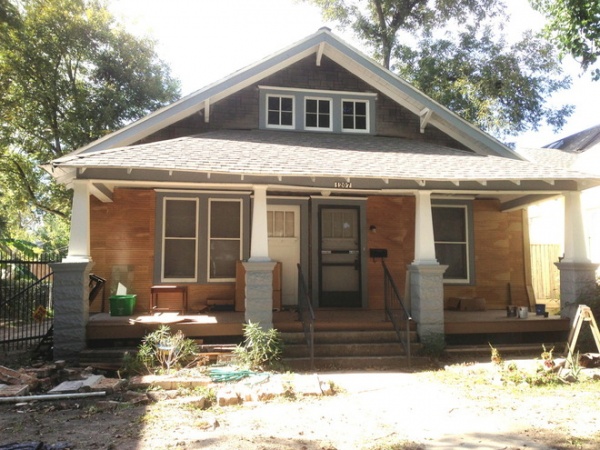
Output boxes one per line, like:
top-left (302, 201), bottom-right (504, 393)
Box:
top-left (281, 330), bottom-right (420, 371)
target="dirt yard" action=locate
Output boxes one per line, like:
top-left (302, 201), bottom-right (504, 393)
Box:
top-left (1, 357), bottom-right (600, 450)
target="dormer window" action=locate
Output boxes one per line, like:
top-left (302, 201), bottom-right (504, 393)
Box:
top-left (342, 100), bottom-right (369, 132)
top-left (305, 98), bottom-right (332, 131)
top-left (260, 86), bottom-right (376, 134)
top-left (267, 95), bottom-right (294, 129)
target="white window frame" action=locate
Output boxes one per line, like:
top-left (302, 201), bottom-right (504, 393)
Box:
top-left (341, 99), bottom-right (370, 133)
top-left (432, 204), bottom-right (471, 284)
top-left (265, 94), bottom-right (295, 130)
top-left (304, 97), bottom-right (333, 131)
top-left (161, 197), bottom-right (199, 283)
top-left (207, 198), bottom-right (243, 282)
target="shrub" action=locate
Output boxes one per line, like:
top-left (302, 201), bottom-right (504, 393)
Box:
top-left (134, 325), bottom-right (199, 374)
top-left (233, 321), bottom-right (284, 370)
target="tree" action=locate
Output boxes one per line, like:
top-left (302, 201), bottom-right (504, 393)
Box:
top-left (395, 25), bottom-right (573, 138)
top-left (530, 0), bottom-right (600, 80)
top-left (0, 0), bottom-right (180, 249)
top-left (306, 0), bottom-right (505, 70)
top-left (305, 0), bottom-right (572, 139)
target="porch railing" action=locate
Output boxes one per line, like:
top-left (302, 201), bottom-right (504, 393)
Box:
top-left (297, 263), bottom-right (315, 370)
top-left (382, 260), bottom-right (413, 367)
top-left (0, 251), bottom-right (60, 355)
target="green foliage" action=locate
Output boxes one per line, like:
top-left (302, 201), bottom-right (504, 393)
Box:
top-left (530, 0), bottom-right (600, 80)
top-left (0, 0), bottom-right (180, 245)
top-left (233, 321), bottom-right (284, 370)
top-left (305, 0), bottom-right (504, 69)
top-left (134, 326), bottom-right (199, 374)
top-left (305, 0), bottom-right (572, 140)
top-left (395, 25), bottom-right (572, 138)
top-left (488, 344), bottom-right (586, 387)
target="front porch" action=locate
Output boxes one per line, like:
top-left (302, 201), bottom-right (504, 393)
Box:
top-left (85, 308), bottom-right (570, 346)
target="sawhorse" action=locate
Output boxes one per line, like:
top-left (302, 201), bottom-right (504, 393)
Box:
top-left (564, 305), bottom-right (600, 364)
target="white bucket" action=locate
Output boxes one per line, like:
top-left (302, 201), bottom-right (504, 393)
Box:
top-left (517, 306), bottom-right (528, 319)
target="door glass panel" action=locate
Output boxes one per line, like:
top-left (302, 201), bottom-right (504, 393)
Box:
top-left (320, 207), bottom-right (361, 307)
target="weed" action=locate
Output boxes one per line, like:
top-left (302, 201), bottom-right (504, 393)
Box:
top-left (232, 321), bottom-right (284, 370)
top-left (130, 325), bottom-right (199, 374)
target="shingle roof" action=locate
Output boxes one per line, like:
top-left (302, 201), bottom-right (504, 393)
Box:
top-left (54, 130), bottom-right (594, 182)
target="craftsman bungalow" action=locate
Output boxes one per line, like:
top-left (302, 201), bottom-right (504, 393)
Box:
top-left (46, 28), bottom-right (599, 359)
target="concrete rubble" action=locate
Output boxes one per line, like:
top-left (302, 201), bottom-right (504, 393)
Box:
top-left (0, 363), bottom-right (334, 408)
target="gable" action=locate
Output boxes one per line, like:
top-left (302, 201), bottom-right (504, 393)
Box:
top-left (137, 55), bottom-right (471, 152)
top-left (54, 28), bottom-right (518, 163)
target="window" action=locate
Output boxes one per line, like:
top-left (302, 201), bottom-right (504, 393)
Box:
top-left (342, 100), bottom-right (369, 132)
top-left (432, 205), bottom-right (470, 283)
top-left (266, 95), bottom-right (294, 128)
top-left (305, 98), bottom-right (331, 130)
top-left (260, 87), bottom-right (376, 133)
top-left (267, 210), bottom-right (296, 237)
top-left (208, 199), bottom-right (242, 281)
top-left (162, 198), bottom-right (198, 281)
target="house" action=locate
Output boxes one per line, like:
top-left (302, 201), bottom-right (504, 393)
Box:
top-left (519, 125), bottom-right (600, 304)
top-left (45, 28), bottom-right (600, 359)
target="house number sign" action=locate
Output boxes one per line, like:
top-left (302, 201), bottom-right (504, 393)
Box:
top-left (334, 182), bottom-right (352, 188)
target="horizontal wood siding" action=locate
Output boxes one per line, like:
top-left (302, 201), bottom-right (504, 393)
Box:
top-left (89, 188), bottom-right (234, 314)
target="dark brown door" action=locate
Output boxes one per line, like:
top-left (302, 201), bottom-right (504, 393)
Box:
top-left (319, 206), bottom-right (361, 307)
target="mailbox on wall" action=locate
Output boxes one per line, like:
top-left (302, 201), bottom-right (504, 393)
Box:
top-left (369, 248), bottom-right (388, 258)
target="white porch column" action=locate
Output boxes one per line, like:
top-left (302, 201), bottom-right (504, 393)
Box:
top-left (244, 185), bottom-right (275, 329)
top-left (409, 191), bottom-right (446, 345)
top-left (562, 191), bottom-right (590, 264)
top-left (65, 180), bottom-right (91, 262)
top-left (249, 185), bottom-right (270, 262)
top-left (556, 191), bottom-right (599, 320)
top-left (413, 191), bottom-right (438, 265)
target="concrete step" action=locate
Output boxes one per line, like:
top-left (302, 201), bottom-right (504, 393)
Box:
top-left (281, 330), bottom-right (416, 345)
top-left (281, 329), bottom-right (419, 370)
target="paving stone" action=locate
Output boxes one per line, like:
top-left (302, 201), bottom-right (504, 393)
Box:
top-left (48, 380), bottom-right (84, 394)
top-left (293, 374), bottom-right (324, 396)
top-left (89, 377), bottom-right (125, 394)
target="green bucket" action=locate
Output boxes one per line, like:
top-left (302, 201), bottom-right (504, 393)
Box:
top-left (109, 294), bottom-right (137, 316)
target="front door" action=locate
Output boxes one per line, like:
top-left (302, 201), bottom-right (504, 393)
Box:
top-left (319, 206), bottom-right (361, 307)
top-left (267, 205), bottom-right (300, 306)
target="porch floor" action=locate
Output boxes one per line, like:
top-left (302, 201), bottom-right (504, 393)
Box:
top-left (86, 308), bottom-right (570, 344)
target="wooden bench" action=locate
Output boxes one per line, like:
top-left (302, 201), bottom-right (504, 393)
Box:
top-left (150, 285), bottom-right (188, 313)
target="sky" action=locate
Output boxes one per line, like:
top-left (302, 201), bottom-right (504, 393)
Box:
top-left (108, 0), bottom-right (599, 149)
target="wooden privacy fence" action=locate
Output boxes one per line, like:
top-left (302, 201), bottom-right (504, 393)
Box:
top-left (530, 244), bottom-right (561, 301)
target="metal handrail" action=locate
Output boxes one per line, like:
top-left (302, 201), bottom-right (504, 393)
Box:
top-left (297, 264), bottom-right (315, 370)
top-left (382, 260), bottom-right (412, 367)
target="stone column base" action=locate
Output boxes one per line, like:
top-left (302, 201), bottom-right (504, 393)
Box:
top-left (555, 261), bottom-right (599, 321)
top-left (50, 261), bottom-right (94, 362)
top-left (408, 263), bottom-right (447, 344)
top-left (242, 261), bottom-right (276, 330)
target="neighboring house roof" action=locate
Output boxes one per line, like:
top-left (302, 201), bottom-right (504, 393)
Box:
top-left (518, 124), bottom-right (600, 177)
top-left (52, 27), bottom-right (519, 164)
top-left (545, 124), bottom-right (600, 153)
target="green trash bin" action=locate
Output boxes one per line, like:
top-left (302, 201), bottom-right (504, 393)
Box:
top-left (109, 294), bottom-right (137, 316)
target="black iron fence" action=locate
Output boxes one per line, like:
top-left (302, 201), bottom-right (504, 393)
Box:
top-left (0, 251), bottom-right (61, 354)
